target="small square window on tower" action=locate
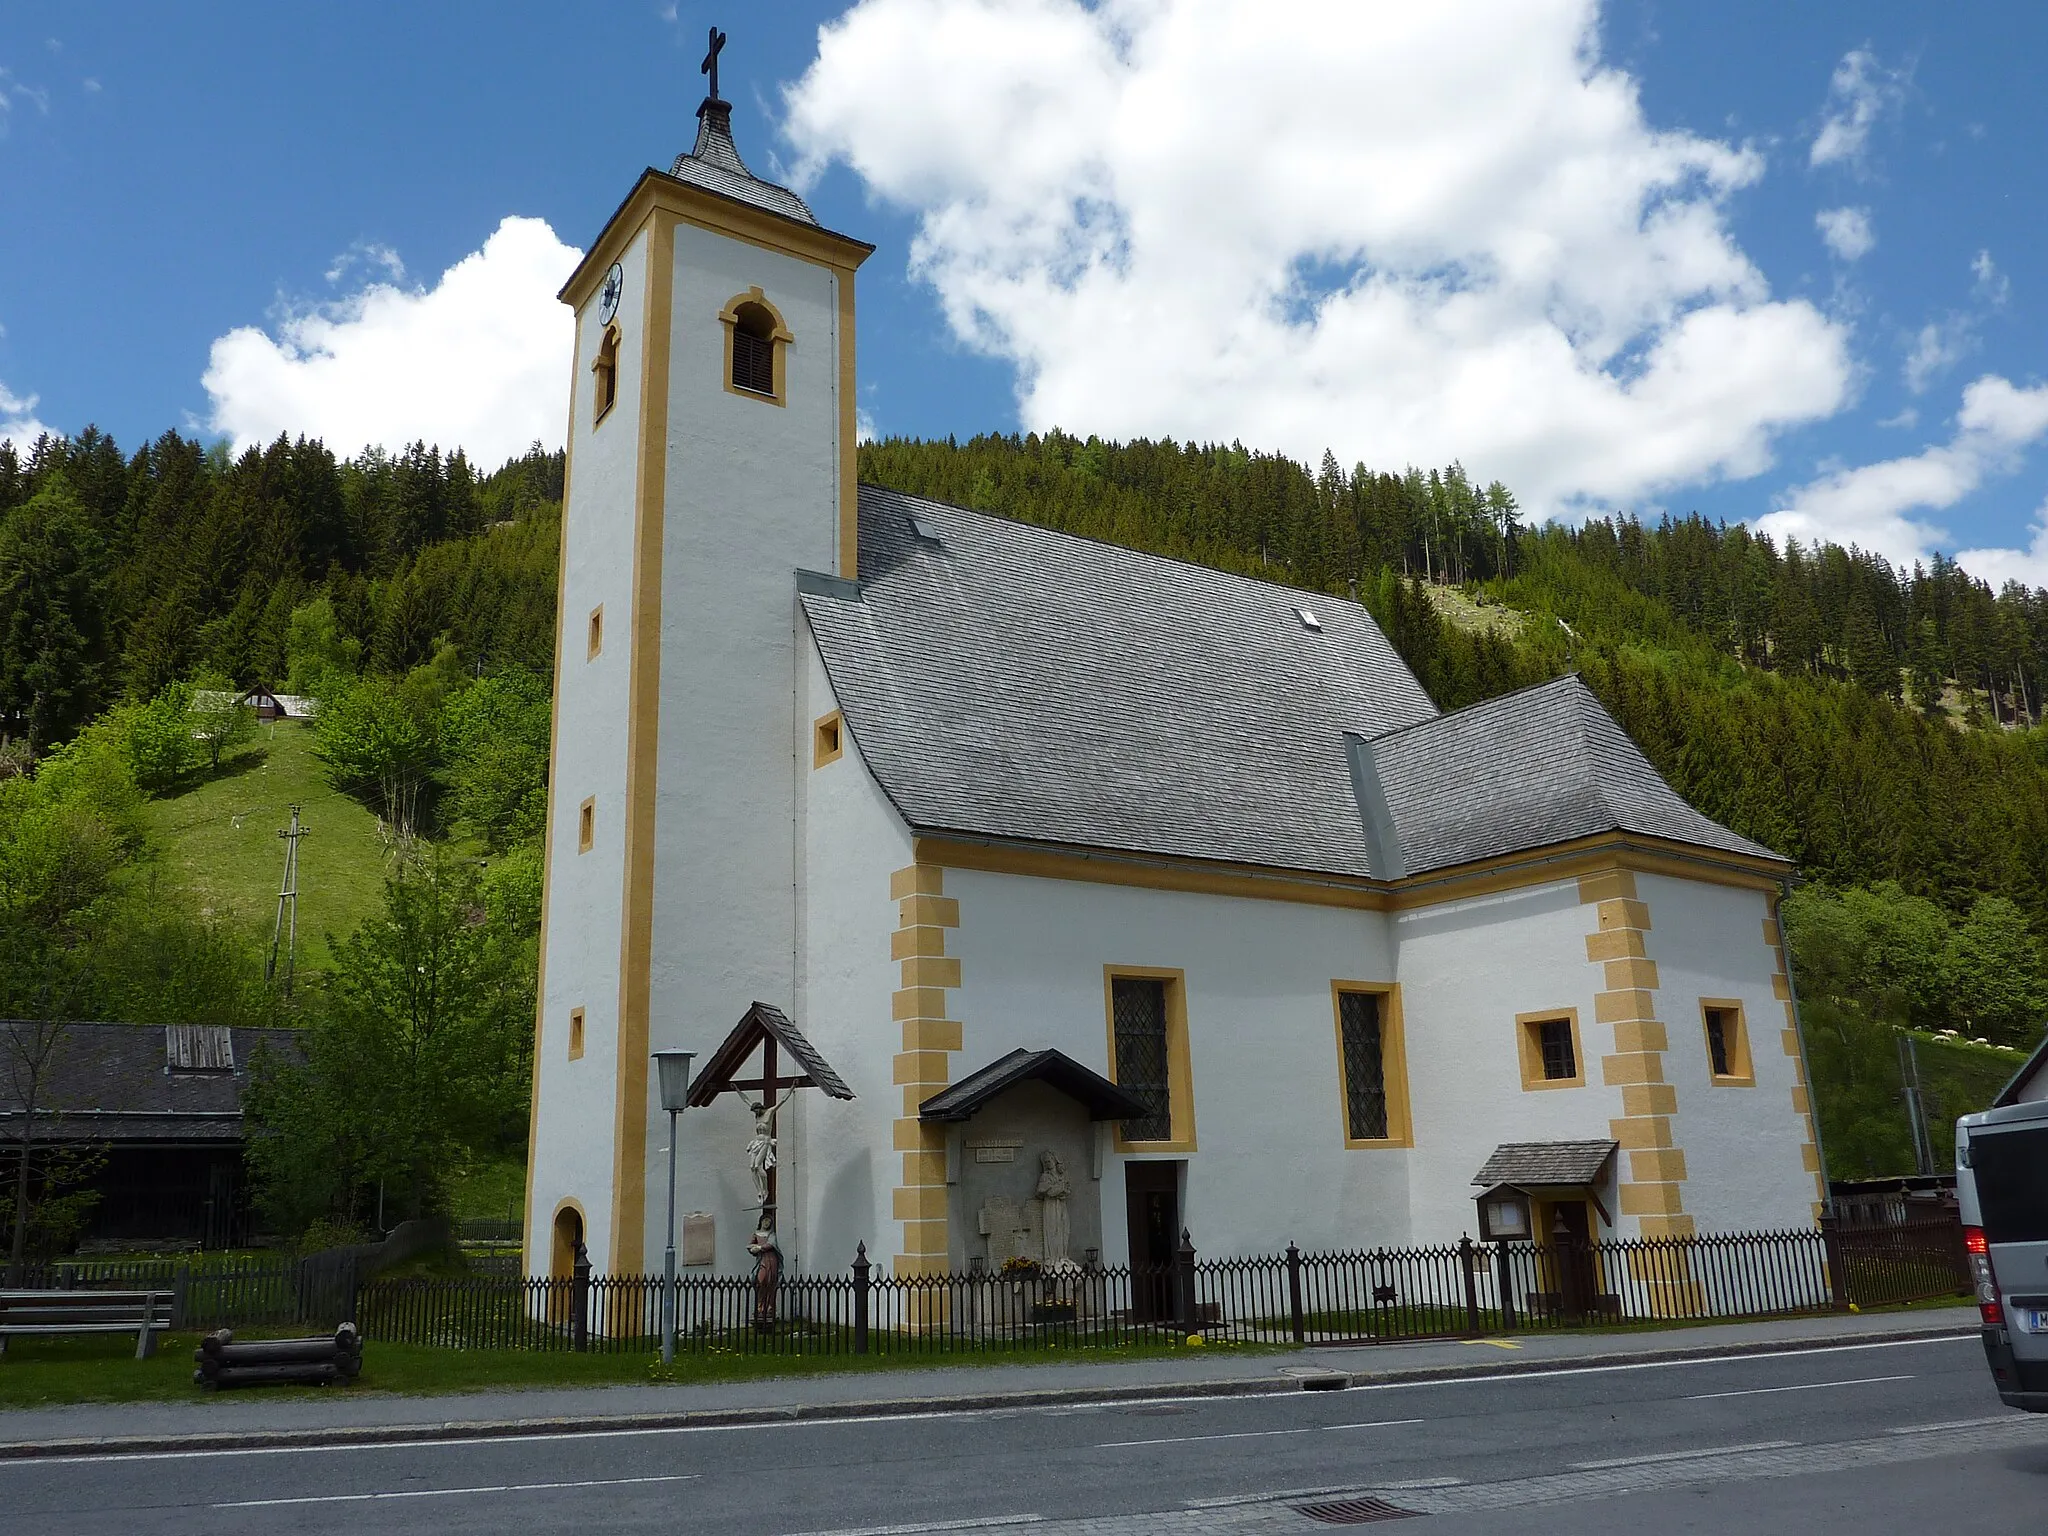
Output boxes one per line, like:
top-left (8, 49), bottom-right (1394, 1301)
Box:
top-left (1517, 1009), bottom-right (1585, 1090)
top-left (593, 325), bottom-right (620, 424)
top-left (568, 1008), bottom-right (585, 1061)
top-left (578, 797), bottom-right (595, 853)
top-left (813, 711), bottom-right (843, 767)
top-left (587, 605), bottom-right (604, 660)
top-left (1701, 1000), bottom-right (1755, 1085)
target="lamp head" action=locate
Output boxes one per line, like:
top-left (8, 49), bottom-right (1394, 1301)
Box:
top-left (652, 1048), bottom-right (696, 1113)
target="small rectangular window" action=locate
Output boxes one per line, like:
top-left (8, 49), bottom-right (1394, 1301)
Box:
top-left (1700, 1001), bottom-right (1754, 1085)
top-left (587, 605), bottom-right (603, 660)
top-left (813, 711), bottom-right (843, 767)
top-left (1338, 992), bottom-right (1388, 1140)
top-left (1111, 977), bottom-right (1173, 1142)
top-left (568, 1008), bottom-right (585, 1061)
top-left (578, 797), bottom-right (595, 853)
top-left (1518, 1010), bottom-right (1584, 1090)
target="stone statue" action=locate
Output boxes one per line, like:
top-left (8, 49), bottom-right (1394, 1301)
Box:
top-left (746, 1225), bottom-right (782, 1326)
top-left (1035, 1150), bottom-right (1073, 1267)
top-left (744, 1087), bottom-right (796, 1212)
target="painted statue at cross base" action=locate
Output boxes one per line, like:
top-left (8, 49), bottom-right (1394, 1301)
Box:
top-left (746, 1225), bottom-right (781, 1327)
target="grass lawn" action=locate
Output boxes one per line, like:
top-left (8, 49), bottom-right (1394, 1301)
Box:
top-left (141, 721), bottom-right (391, 971)
top-left (0, 1331), bottom-right (1249, 1411)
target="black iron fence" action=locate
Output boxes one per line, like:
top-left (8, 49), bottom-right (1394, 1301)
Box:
top-left (11, 1218), bottom-right (1965, 1353)
top-left (346, 1216), bottom-right (1970, 1355)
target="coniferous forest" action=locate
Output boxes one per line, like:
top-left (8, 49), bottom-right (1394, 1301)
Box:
top-left (3, 424), bottom-right (2046, 1249)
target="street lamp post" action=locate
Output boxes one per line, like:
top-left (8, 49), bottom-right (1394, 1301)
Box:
top-left (652, 1048), bottom-right (696, 1366)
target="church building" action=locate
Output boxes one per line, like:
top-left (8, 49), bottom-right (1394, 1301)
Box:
top-left (523, 68), bottom-right (1826, 1283)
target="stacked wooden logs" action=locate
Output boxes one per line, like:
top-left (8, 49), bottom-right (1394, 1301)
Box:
top-left (193, 1324), bottom-right (363, 1389)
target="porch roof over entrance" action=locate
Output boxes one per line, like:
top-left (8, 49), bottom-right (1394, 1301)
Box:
top-left (1471, 1139), bottom-right (1619, 1189)
top-left (918, 1048), bottom-right (1150, 1123)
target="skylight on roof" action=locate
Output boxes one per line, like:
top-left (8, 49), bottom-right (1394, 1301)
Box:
top-left (908, 515), bottom-right (942, 543)
top-left (1296, 606), bottom-right (1322, 631)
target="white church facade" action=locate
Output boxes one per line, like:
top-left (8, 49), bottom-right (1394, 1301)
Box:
top-left (523, 83), bottom-right (1826, 1284)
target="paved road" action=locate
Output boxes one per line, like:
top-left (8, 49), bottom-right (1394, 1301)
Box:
top-left (5, 1335), bottom-right (2042, 1533)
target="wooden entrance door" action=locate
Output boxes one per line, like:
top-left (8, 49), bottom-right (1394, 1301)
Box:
top-left (1125, 1161), bottom-right (1181, 1320)
top-left (1547, 1200), bottom-right (1598, 1318)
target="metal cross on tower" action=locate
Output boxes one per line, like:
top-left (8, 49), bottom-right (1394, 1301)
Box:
top-left (266, 805), bottom-right (309, 995)
top-left (701, 26), bottom-right (727, 103)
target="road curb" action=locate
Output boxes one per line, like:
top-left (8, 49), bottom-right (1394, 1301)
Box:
top-left (0, 1321), bottom-right (1977, 1461)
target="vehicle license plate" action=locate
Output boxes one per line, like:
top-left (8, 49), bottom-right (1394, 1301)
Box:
top-left (2025, 1309), bottom-right (2048, 1334)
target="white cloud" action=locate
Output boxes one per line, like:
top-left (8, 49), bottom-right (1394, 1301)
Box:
top-left (1815, 206), bottom-right (1874, 262)
top-left (1904, 317), bottom-right (1971, 394)
top-left (1876, 407), bottom-right (1917, 430)
top-left (203, 216), bottom-right (580, 465)
top-left (784, 0), bottom-right (1851, 520)
top-left (1809, 47), bottom-right (1909, 171)
top-left (1, 380), bottom-right (54, 453)
top-left (1957, 498), bottom-right (2048, 590)
top-left (1972, 249), bottom-right (2010, 307)
top-left (1759, 374), bottom-right (2048, 567)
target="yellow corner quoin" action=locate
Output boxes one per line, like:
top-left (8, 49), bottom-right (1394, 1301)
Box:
top-left (1104, 965), bottom-right (1198, 1154)
top-left (1765, 894), bottom-right (1828, 1208)
top-left (888, 864), bottom-right (960, 1274)
top-left (609, 208), bottom-right (676, 1275)
top-left (1576, 869), bottom-right (1692, 1234)
top-left (1331, 981), bottom-right (1412, 1148)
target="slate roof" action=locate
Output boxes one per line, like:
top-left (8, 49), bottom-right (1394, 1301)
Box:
top-left (0, 1021), bottom-right (300, 1144)
top-left (919, 1049), bottom-right (1152, 1123)
top-left (1472, 1140), bottom-right (1620, 1188)
top-left (803, 487), bottom-right (1439, 877)
top-left (1361, 675), bottom-right (1782, 877)
top-left (669, 101), bottom-right (819, 227)
top-left (800, 487), bottom-right (1786, 883)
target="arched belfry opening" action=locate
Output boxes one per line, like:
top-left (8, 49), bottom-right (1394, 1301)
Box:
top-left (720, 287), bottom-right (794, 404)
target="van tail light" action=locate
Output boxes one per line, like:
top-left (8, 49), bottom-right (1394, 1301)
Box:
top-left (1965, 1226), bottom-right (2003, 1327)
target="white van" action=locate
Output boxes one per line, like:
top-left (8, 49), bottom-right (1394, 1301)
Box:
top-left (1956, 1036), bottom-right (2048, 1412)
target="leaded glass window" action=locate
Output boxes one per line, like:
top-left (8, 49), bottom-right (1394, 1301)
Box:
top-left (1111, 976), bottom-right (1172, 1141)
top-left (1338, 991), bottom-right (1389, 1140)
top-left (1538, 1017), bottom-right (1577, 1081)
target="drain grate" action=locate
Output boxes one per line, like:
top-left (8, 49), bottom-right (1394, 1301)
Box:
top-left (1291, 1496), bottom-right (1420, 1524)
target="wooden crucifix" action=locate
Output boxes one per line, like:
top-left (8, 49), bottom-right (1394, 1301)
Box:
top-left (685, 1001), bottom-right (854, 1233)
top-left (701, 26), bottom-right (727, 103)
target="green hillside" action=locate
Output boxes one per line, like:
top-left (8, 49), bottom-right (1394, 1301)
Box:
top-left (141, 720), bottom-right (390, 973)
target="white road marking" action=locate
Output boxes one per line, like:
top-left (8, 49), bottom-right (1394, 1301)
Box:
top-left (1572, 1439), bottom-right (1798, 1469)
top-left (212, 1472), bottom-right (697, 1508)
top-left (780, 1518), bottom-right (1043, 1536)
top-left (1097, 1417), bottom-right (1422, 1448)
top-left (1684, 1373), bottom-right (1912, 1401)
top-left (1887, 1414), bottom-right (2025, 1434)
top-left (1333, 1333), bottom-right (1967, 1394)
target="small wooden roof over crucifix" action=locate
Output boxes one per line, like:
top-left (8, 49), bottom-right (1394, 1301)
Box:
top-left (685, 1001), bottom-right (854, 1107)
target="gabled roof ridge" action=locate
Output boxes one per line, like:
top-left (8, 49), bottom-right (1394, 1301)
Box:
top-left (1362, 670), bottom-right (1585, 745)
top-left (858, 483), bottom-right (1419, 640)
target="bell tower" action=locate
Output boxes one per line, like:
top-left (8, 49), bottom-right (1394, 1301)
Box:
top-left (527, 38), bottom-right (874, 1275)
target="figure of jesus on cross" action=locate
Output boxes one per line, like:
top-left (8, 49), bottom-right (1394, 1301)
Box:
top-left (702, 26), bottom-right (727, 104)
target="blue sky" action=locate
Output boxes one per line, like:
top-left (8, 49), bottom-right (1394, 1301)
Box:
top-left (2, 2), bottom-right (2043, 584)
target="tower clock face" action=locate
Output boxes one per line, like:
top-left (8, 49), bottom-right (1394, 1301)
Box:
top-left (598, 263), bottom-right (624, 327)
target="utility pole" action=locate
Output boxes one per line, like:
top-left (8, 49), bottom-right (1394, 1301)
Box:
top-left (1896, 1030), bottom-right (1934, 1176)
top-left (267, 805), bottom-right (309, 995)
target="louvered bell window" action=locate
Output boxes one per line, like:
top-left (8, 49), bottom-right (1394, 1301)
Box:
top-left (1111, 977), bottom-right (1172, 1141)
top-left (732, 328), bottom-right (774, 396)
top-left (1338, 991), bottom-right (1389, 1140)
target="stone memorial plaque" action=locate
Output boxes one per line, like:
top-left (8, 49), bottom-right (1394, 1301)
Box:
top-left (681, 1211), bottom-right (716, 1266)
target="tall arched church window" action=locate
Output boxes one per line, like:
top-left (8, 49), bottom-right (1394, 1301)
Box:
top-left (719, 288), bottom-right (793, 406)
top-left (592, 324), bottom-right (621, 425)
